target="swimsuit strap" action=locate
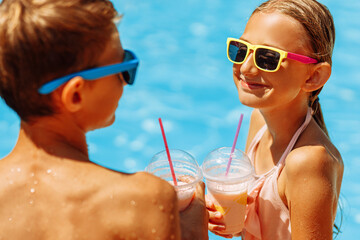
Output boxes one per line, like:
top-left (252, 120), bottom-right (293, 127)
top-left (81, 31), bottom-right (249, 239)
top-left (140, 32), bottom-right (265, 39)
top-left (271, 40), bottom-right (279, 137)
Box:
top-left (247, 108), bottom-right (313, 168)
top-left (277, 108), bottom-right (313, 166)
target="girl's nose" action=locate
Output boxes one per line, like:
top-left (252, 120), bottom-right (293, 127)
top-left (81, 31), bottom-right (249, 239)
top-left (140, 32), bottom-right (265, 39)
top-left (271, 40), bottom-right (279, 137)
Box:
top-left (239, 52), bottom-right (259, 78)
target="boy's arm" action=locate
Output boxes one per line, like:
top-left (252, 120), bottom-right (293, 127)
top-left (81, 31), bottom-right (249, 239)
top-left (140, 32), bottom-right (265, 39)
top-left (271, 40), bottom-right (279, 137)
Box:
top-left (179, 182), bottom-right (209, 240)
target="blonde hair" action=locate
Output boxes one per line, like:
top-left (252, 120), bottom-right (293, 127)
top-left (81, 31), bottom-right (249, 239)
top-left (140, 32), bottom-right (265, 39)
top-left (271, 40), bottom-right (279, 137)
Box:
top-left (254, 0), bottom-right (335, 137)
top-left (0, 0), bottom-right (119, 121)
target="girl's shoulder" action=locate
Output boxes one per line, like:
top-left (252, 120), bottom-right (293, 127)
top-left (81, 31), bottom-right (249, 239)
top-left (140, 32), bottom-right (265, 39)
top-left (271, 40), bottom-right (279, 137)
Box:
top-left (285, 144), bottom-right (343, 178)
top-left (281, 123), bottom-right (344, 240)
top-left (284, 120), bottom-right (343, 185)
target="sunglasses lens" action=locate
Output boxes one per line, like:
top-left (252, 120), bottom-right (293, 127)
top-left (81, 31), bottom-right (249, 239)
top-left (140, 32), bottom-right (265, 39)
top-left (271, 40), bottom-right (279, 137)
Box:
top-left (228, 40), bottom-right (248, 63)
top-left (255, 48), bottom-right (281, 71)
top-left (122, 50), bottom-right (138, 85)
top-left (123, 68), bottom-right (137, 85)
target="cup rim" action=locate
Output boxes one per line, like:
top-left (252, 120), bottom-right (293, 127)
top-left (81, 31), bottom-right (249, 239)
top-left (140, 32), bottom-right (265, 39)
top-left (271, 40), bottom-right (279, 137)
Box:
top-left (147, 149), bottom-right (203, 187)
top-left (201, 147), bottom-right (254, 183)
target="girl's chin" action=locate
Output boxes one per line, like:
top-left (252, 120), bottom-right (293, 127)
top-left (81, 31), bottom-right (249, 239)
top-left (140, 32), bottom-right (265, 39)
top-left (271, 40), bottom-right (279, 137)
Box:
top-left (237, 91), bottom-right (264, 108)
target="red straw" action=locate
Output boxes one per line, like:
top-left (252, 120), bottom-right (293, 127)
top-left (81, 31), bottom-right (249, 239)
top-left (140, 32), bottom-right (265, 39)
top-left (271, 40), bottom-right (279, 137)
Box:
top-left (158, 118), bottom-right (177, 186)
top-left (225, 113), bottom-right (244, 176)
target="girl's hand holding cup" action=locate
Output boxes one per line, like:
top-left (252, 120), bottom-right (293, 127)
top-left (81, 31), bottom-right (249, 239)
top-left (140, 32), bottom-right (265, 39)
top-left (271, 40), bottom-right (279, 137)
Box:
top-left (206, 194), bottom-right (255, 238)
top-left (202, 147), bottom-right (255, 238)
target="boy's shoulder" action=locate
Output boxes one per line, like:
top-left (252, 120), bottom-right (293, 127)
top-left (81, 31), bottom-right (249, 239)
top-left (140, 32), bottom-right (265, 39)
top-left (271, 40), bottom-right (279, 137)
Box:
top-left (86, 168), bottom-right (180, 238)
top-left (110, 170), bottom-right (178, 204)
top-left (91, 167), bottom-right (176, 197)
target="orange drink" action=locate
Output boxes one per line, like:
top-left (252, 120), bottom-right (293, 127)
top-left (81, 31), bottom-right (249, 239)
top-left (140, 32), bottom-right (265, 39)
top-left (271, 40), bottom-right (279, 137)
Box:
top-left (202, 147), bottom-right (254, 235)
top-left (207, 185), bottom-right (248, 233)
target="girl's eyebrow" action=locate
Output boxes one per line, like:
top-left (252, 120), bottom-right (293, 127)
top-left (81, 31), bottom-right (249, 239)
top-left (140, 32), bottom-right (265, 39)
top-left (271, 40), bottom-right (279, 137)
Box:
top-left (239, 37), bottom-right (288, 51)
top-left (239, 37), bottom-right (248, 42)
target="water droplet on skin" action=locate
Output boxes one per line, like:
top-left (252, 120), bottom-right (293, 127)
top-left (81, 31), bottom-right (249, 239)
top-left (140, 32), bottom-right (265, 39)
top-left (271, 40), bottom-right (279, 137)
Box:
top-left (16, 168), bottom-right (21, 172)
top-left (8, 217), bottom-right (12, 222)
top-left (10, 168), bottom-right (15, 172)
top-left (46, 169), bottom-right (52, 174)
top-left (33, 180), bottom-right (38, 185)
top-left (158, 205), bottom-right (164, 211)
top-left (29, 200), bottom-right (34, 205)
top-left (30, 173), bottom-right (35, 177)
top-left (30, 188), bottom-right (35, 193)
top-left (152, 228), bottom-right (157, 234)
top-left (130, 200), bottom-right (137, 207)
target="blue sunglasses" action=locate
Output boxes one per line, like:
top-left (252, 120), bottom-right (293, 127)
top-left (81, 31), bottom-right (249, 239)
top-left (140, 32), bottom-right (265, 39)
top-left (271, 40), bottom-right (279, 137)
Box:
top-left (38, 49), bottom-right (139, 94)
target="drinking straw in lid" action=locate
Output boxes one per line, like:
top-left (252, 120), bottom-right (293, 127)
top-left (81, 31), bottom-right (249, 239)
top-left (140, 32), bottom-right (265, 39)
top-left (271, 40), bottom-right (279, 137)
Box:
top-left (158, 118), bottom-right (178, 186)
top-left (225, 113), bottom-right (244, 176)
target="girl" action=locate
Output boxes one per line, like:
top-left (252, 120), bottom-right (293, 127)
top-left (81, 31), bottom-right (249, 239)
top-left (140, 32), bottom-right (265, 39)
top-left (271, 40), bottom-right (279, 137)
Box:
top-left (206, 0), bottom-right (344, 239)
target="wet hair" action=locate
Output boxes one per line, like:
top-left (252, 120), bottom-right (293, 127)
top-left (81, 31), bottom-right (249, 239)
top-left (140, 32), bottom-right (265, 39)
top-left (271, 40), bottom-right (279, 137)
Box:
top-left (0, 0), bottom-right (119, 122)
top-left (253, 0), bottom-right (335, 137)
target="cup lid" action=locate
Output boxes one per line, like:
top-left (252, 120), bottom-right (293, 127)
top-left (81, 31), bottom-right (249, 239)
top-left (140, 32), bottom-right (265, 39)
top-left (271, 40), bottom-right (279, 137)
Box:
top-left (202, 147), bottom-right (254, 183)
top-left (146, 149), bottom-right (203, 185)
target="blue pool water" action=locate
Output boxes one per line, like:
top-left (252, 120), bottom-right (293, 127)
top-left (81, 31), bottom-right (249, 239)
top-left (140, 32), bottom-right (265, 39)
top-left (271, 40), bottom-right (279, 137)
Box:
top-left (0, 0), bottom-right (359, 238)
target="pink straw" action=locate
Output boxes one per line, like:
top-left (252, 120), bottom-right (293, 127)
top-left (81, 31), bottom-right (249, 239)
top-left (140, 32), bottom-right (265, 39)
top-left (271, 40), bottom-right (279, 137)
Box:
top-left (225, 113), bottom-right (244, 176)
top-left (158, 118), bottom-right (177, 186)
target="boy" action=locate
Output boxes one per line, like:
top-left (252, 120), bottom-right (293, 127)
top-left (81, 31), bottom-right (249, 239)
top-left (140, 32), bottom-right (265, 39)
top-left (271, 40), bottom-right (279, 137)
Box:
top-left (0, 0), bottom-right (208, 239)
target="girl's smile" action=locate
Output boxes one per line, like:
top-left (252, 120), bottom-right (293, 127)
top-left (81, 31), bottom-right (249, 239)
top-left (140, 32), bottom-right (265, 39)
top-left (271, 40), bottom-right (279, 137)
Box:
top-left (239, 78), bottom-right (270, 90)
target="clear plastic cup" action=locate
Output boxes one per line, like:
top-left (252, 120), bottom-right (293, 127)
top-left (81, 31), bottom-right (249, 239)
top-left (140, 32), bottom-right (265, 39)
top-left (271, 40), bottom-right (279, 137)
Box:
top-left (202, 147), bottom-right (255, 235)
top-left (146, 149), bottom-right (202, 211)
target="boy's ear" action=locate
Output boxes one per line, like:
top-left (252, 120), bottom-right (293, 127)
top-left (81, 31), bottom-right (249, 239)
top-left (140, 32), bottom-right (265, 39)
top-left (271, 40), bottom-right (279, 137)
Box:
top-left (302, 62), bottom-right (331, 92)
top-left (60, 76), bottom-right (86, 112)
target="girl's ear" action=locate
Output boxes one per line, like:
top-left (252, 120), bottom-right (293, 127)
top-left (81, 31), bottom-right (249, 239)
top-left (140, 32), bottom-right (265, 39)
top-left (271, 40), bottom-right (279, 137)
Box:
top-left (60, 76), bottom-right (86, 112)
top-left (302, 62), bottom-right (331, 92)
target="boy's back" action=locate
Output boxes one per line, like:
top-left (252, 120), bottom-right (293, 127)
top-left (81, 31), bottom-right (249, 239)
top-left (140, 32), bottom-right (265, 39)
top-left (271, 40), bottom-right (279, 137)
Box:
top-left (0, 152), bottom-right (180, 239)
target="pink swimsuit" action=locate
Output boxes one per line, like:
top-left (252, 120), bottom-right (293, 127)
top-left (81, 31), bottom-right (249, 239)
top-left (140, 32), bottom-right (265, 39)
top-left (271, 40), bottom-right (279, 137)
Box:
top-left (243, 109), bottom-right (312, 240)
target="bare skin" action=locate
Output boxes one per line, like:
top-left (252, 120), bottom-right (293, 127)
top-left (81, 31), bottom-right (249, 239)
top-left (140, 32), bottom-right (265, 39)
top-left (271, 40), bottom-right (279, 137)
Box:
top-left (0, 31), bottom-right (208, 240)
top-left (207, 11), bottom-right (343, 240)
top-left (0, 129), bottom-right (180, 239)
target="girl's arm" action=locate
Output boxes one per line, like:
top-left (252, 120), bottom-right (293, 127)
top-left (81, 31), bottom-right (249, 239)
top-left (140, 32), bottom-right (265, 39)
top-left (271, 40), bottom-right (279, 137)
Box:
top-left (284, 146), bottom-right (342, 240)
